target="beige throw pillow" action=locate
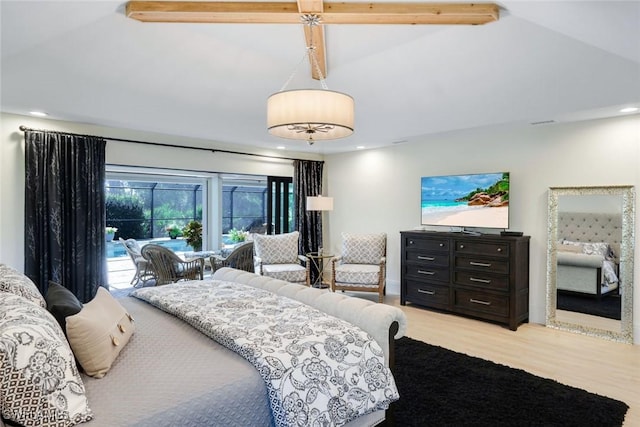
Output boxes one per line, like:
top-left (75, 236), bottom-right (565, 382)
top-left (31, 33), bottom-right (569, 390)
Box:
top-left (557, 243), bottom-right (583, 253)
top-left (66, 287), bottom-right (135, 378)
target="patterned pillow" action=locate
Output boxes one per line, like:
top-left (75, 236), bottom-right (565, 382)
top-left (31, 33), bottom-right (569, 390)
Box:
top-left (561, 240), bottom-right (612, 258)
top-left (0, 263), bottom-right (46, 308)
top-left (253, 231), bottom-right (300, 264)
top-left (0, 292), bottom-right (93, 426)
top-left (66, 288), bottom-right (135, 379)
top-left (342, 233), bottom-right (386, 264)
top-left (581, 242), bottom-right (612, 258)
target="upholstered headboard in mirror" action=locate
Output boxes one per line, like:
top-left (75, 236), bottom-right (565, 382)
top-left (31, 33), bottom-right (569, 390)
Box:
top-left (557, 212), bottom-right (622, 259)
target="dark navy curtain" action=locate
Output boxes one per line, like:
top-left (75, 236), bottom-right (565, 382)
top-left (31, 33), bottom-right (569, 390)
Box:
top-left (293, 160), bottom-right (324, 282)
top-left (24, 130), bottom-right (107, 302)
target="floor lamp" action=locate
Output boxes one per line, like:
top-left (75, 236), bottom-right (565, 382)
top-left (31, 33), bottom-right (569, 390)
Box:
top-left (306, 195), bottom-right (334, 251)
top-left (306, 195), bottom-right (333, 287)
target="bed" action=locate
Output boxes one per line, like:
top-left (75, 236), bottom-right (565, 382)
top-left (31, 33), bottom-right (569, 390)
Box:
top-left (0, 265), bottom-right (407, 427)
top-left (556, 212), bottom-right (621, 298)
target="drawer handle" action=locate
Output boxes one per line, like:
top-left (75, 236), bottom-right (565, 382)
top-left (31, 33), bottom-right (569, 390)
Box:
top-left (470, 298), bottom-right (491, 306)
top-left (418, 255), bottom-right (435, 261)
top-left (418, 270), bottom-right (435, 275)
top-left (469, 277), bottom-right (491, 284)
top-left (469, 261), bottom-right (491, 268)
top-left (409, 240), bottom-right (414, 245)
top-left (439, 243), bottom-right (444, 247)
top-left (418, 289), bottom-right (435, 295)
top-left (459, 244), bottom-right (464, 249)
top-left (497, 248), bottom-right (502, 252)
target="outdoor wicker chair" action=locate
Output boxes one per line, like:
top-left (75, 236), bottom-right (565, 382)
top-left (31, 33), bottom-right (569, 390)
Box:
top-left (119, 238), bottom-right (154, 287)
top-left (210, 241), bottom-right (254, 273)
top-left (141, 244), bottom-right (204, 286)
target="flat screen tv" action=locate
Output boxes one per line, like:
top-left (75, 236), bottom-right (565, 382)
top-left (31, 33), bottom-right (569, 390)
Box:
top-left (421, 172), bottom-right (510, 230)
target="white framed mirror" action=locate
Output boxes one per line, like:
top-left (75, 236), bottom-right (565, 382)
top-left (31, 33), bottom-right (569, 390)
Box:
top-left (546, 185), bottom-right (634, 343)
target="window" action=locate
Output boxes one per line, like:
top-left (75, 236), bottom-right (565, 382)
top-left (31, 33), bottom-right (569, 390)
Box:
top-left (222, 180), bottom-right (267, 233)
top-left (106, 175), bottom-right (204, 240)
top-left (105, 170), bottom-right (293, 255)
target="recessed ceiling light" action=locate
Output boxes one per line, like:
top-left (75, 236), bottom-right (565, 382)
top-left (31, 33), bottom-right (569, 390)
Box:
top-left (356, 146), bottom-right (365, 150)
top-left (619, 107), bottom-right (638, 113)
top-left (276, 146), bottom-right (286, 150)
top-left (29, 111), bottom-right (48, 117)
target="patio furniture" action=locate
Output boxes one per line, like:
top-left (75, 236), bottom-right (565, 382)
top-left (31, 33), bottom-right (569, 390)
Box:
top-left (210, 241), bottom-right (254, 273)
top-left (141, 244), bottom-right (205, 286)
top-left (119, 238), bottom-right (154, 287)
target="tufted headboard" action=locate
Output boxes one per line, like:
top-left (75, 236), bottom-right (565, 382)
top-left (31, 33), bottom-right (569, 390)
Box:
top-left (557, 212), bottom-right (622, 258)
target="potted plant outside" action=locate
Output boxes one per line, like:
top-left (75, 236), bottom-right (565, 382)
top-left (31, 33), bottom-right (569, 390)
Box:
top-left (165, 224), bottom-right (182, 239)
top-left (228, 228), bottom-right (249, 243)
top-left (182, 220), bottom-right (203, 252)
top-left (105, 226), bottom-right (118, 242)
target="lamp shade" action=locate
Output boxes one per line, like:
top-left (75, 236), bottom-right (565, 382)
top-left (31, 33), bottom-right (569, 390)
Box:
top-left (306, 196), bottom-right (334, 211)
top-left (267, 89), bottom-right (354, 141)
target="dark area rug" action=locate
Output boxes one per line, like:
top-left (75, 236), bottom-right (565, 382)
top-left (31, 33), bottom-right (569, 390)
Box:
top-left (557, 293), bottom-right (621, 320)
top-left (392, 336), bottom-right (628, 427)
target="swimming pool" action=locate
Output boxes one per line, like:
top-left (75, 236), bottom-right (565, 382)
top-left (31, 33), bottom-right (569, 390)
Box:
top-left (107, 238), bottom-right (193, 258)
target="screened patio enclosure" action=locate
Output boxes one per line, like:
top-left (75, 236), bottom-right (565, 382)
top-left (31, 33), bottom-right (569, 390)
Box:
top-left (105, 173), bottom-right (292, 249)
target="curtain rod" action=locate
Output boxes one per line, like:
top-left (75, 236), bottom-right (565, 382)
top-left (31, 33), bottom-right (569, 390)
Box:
top-left (18, 125), bottom-right (320, 163)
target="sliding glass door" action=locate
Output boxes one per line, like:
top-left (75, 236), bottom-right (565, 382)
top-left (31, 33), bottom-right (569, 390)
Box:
top-left (267, 176), bottom-right (294, 234)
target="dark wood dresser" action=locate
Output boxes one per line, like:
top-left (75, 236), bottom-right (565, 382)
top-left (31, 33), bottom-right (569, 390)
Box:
top-left (400, 231), bottom-right (530, 330)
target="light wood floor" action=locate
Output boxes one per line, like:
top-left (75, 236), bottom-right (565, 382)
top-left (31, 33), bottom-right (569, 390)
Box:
top-left (107, 264), bottom-right (639, 426)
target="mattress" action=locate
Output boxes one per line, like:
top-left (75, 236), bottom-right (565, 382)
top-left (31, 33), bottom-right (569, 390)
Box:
top-left (81, 296), bottom-right (274, 427)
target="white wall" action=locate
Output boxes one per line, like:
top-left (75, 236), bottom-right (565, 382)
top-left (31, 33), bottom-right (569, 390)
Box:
top-left (2, 111), bottom-right (639, 341)
top-left (323, 115), bottom-right (640, 340)
top-left (0, 112), bottom-right (320, 270)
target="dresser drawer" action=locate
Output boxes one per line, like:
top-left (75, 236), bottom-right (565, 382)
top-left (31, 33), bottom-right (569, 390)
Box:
top-left (405, 237), bottom-right (449, 252)
top-left (406, 280), bottom-right (450, 309)
top-left (405, 264), bottom-right (450, 284)
top-left (453, 271), bottom-right (508, 291)
top-left (454, 240), bottom-right (509, 258)
top-left (454, 256), bottom-right (509, 274)
top-left (453, 288), bottom-right (509, 316)
top-left (405, 251), bottom-right (449, 267)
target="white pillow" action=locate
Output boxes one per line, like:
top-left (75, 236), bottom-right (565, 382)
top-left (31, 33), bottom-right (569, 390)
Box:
top-left (66, 288), bottom-right (135, 379)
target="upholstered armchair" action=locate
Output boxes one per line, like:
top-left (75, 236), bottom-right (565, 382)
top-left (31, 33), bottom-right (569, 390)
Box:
top-left (141, 244), bottom-right (204, 286)
top-left (210, 241), bottom-right (254, 273)
top-left (252, 231), bottom-right (310, 285)
top-left (330, 233), bottom-right (387, 303)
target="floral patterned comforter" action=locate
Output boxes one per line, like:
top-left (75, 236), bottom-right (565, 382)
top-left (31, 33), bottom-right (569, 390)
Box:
top-left (132, 280), bottom-right (399, 427)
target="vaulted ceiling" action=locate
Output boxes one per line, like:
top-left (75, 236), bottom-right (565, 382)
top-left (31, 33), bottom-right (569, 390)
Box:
top-left (1, 1), bottom-right (639, 153)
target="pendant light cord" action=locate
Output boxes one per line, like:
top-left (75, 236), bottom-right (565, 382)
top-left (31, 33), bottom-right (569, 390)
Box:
top-left (278, 14), bottom-right (328, 92)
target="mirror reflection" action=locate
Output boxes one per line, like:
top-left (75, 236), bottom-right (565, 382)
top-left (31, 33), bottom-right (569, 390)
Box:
top-left (546, 186), bottom-right (634, 343)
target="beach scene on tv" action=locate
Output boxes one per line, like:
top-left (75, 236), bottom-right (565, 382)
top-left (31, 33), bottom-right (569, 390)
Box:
top-left (421, 172), bottom-right (510, 229)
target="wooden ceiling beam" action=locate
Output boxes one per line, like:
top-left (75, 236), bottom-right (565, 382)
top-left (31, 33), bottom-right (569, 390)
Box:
top-left (126, 1), bottom-right (499, 79)
top-left (126, 2), bottom-right (500, 25)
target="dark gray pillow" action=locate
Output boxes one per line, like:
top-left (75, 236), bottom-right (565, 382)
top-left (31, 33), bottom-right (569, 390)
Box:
top-left (45, 281), bottom-right (83, 333)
